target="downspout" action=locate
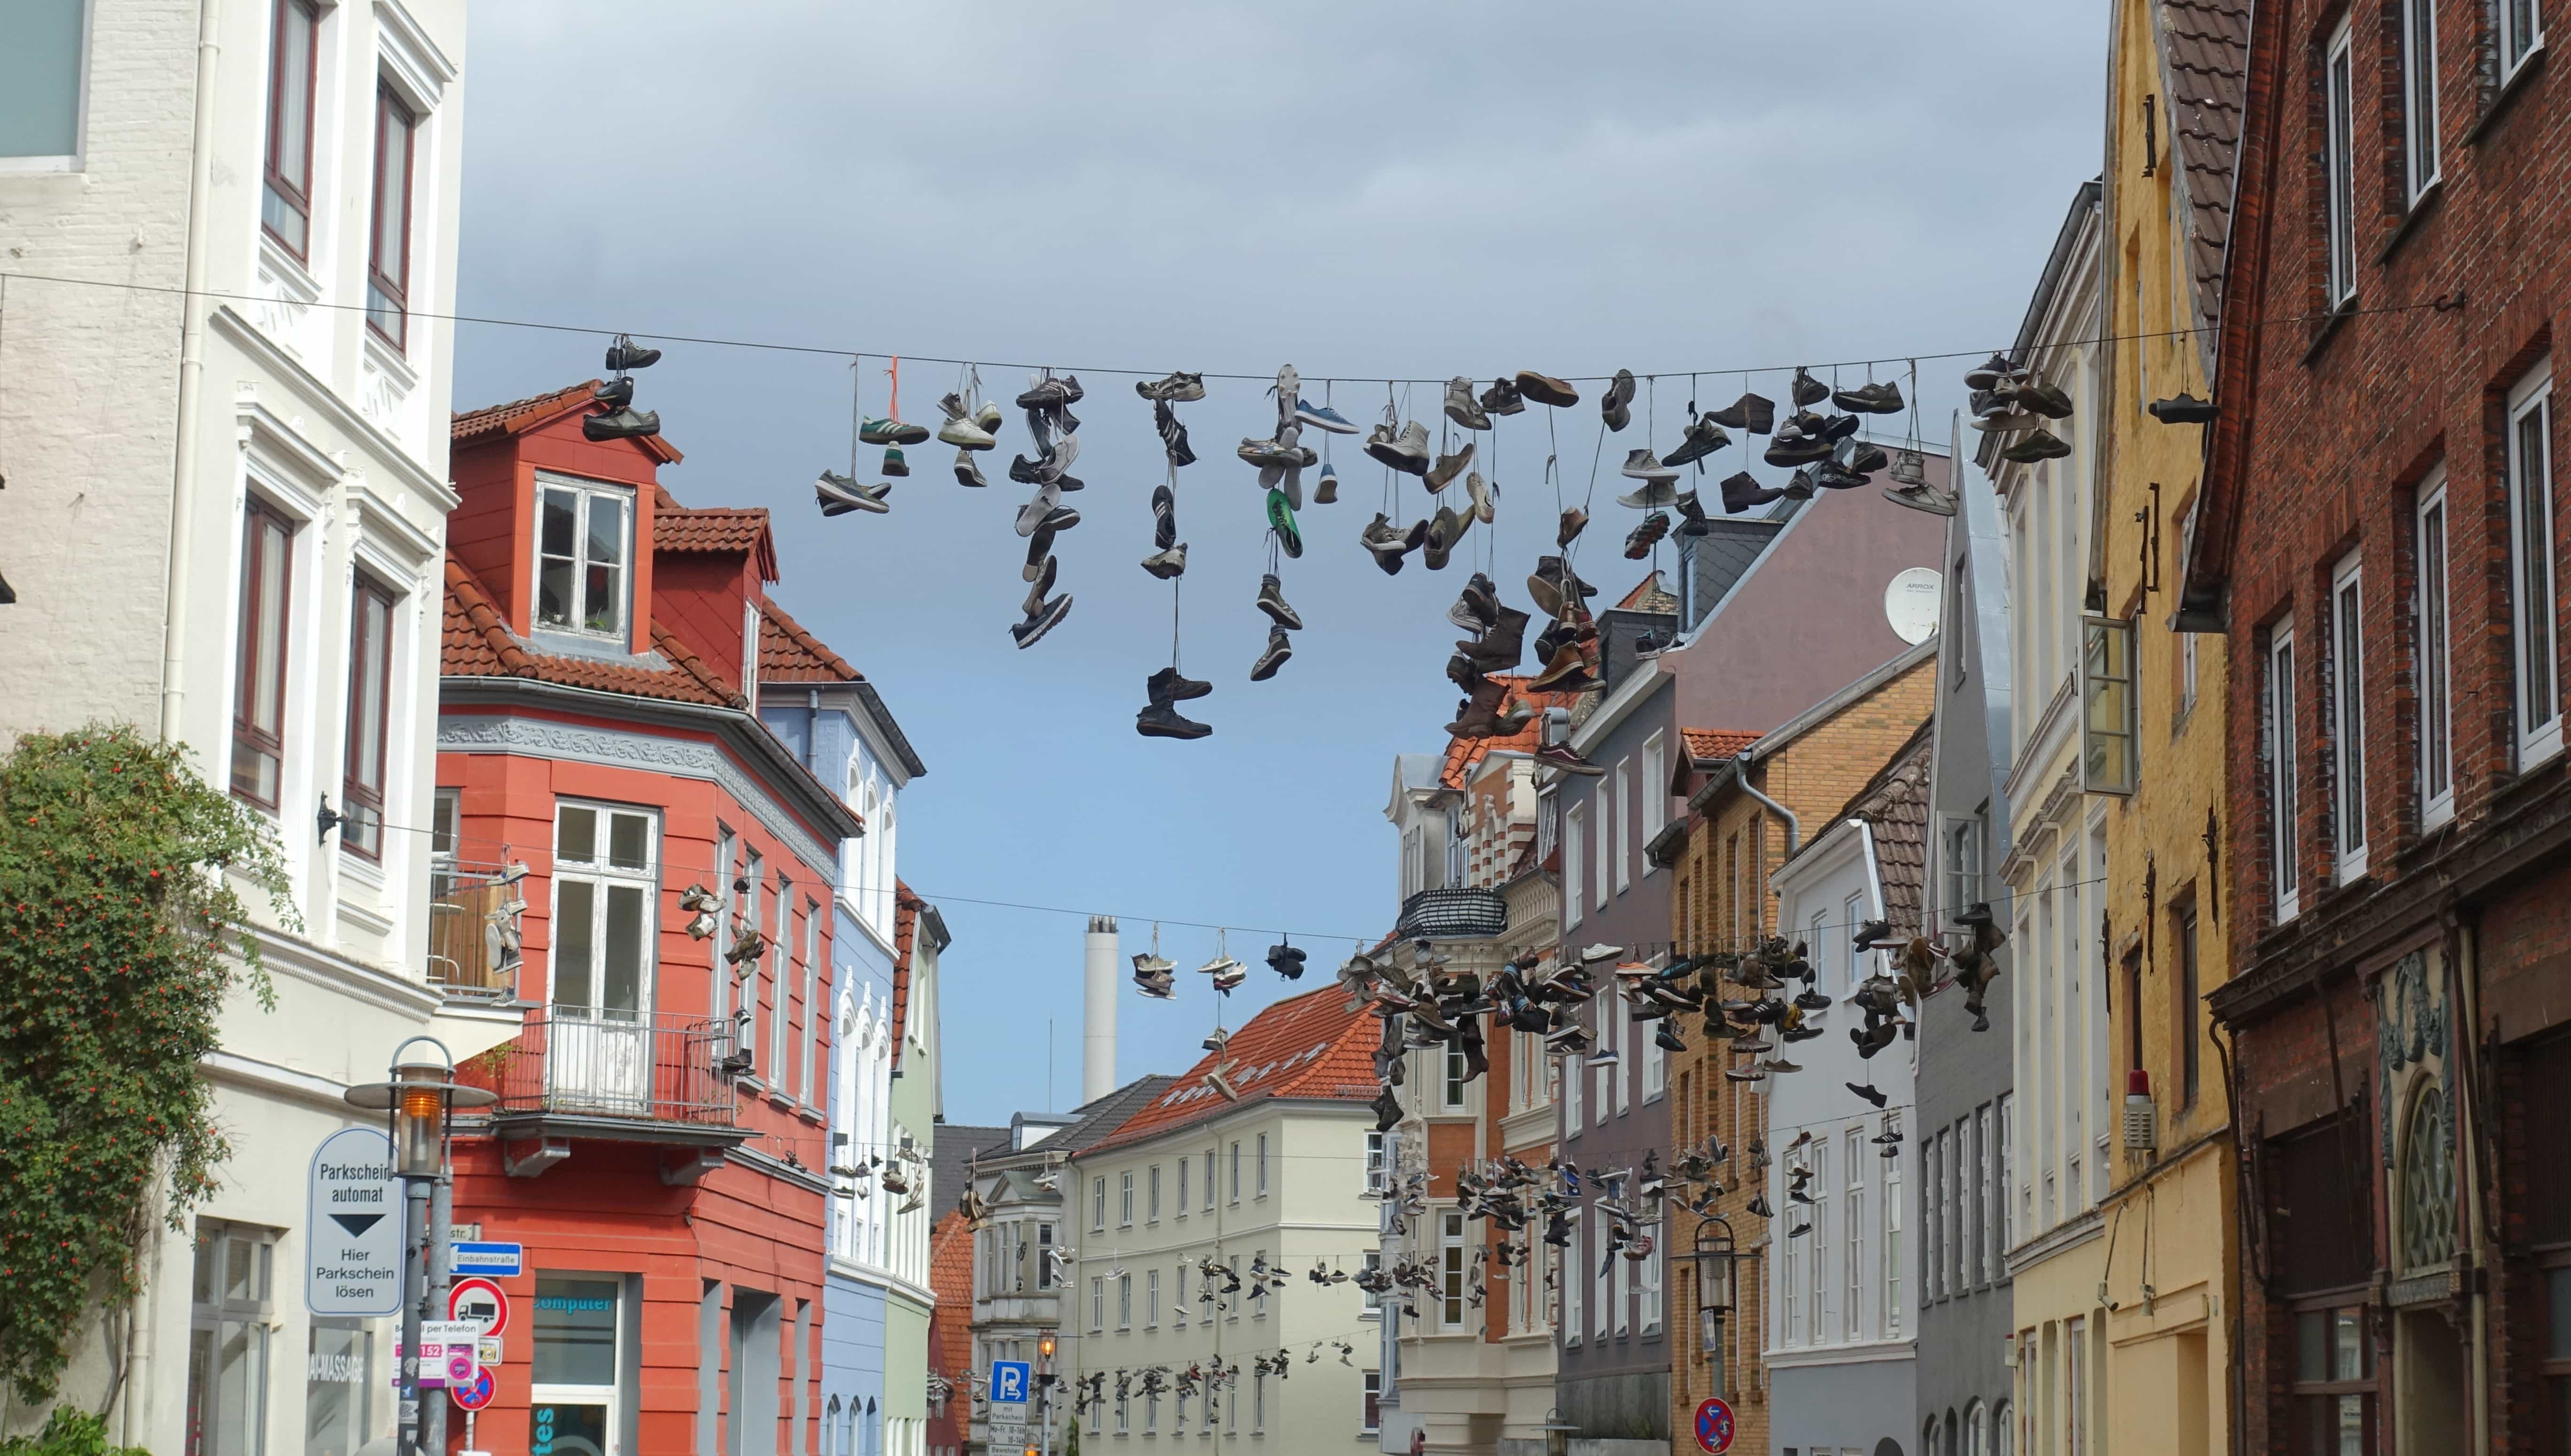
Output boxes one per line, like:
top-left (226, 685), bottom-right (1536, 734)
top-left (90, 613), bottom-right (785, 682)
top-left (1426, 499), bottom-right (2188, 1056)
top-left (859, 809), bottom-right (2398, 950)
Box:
top-left (1736, 771), bottom-right (1801, 861)
top-left (2447, 913), bottom-right (2493, 1456)
top-left (132, 11), bottom-right (224, 1440)
top-left (159, 0), bottom-right (224, 744)
top-left (807, 689), bottom-right (822, 773)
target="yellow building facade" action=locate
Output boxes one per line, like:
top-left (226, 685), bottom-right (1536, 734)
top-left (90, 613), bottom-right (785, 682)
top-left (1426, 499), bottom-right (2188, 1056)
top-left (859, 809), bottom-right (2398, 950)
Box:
top-left (2088, 4), bottom-right (2248, 1455)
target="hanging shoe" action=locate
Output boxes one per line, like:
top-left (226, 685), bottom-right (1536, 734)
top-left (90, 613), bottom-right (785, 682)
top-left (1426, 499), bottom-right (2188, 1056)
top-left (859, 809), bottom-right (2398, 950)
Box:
top-left (1293, 398), bottom-right (1361, 435)
top-left (1788, 368), bottom-right (1829, 407)
top-left (1623, 513), bottom-right (1671, 560)
top-left (594, 377), bottom-right (634, 408)
top-left (1141, 544), bottom-right (1189, 580)
top-left (1720, 471), bottom-right (1783, 514)
top-left (1314, 461), bottom-right (1340, 505)
top-left (1528, 641), bottom-right (1595, 693)
top-left (1365, 420), bottom-right (1433, 476)
top-left (1137, 699), bottom-right (1213, 739)
top-left (1655, 1022), bottom-right (1687, 1054)
top-left (1833, 381), bottom-right (1905, 415)
top-left (604, 335), bottom-right (661, 372)
top-left (952, 449), bottom-right (988, 489)
top-left (1480, 377), bottom-right (1527, 416)
top-left (1014, 482), bottom-right (1063, 537)
top-left (1257, 573), bottom-right (1303, 631)
top-left (2001, 429), bottom-right (2072, 463)
top-left (859, 417), bottom-right (930, 447)
top-left (881, 446), bottom-right (910, 478)
top-left (1444, 377), bottom-right (1492, 431)
top-left (1840, 440), bottom-right (1890, 475)
top-left (1267, 491), bottom-right (1303, 559)
top-left (1137, 371), bottom-right (1206, 403)
top-left (1557, 508), bottom-right (1591, 549)
top-left (1152, 482), bottom-right (1178, 547)
top-left (1962, 352), bottom-right (2015, 390)
top-left (1024, 523), bottom-right (1060, 578)
top-left (1663, 417), bottom-right (1732, 467)
top-left (2149, 391), bottom-right (2218, 423)
top-left (1147, 666), bottom-right (1213, 703)
top-left (1452, 574), bottom-right (1501, 631)
top-left (1885, 481), bottom-right (1960, 517)
top-left (938, 413), bottom-right (997, 450)
top-left (1422, 505), bottom-right (1464, 571)
top-left (1362, 514), bottom-right (1410, 575)
top-left (1706, 392), bottom-right (1775, 435)
top-left (2017, 382), bottom-right (2076, 419)
top-left (1763, 432), bottom-right (1833, 467)
top-left (1974, 408), bottom-right (2047, 434)
top-left (1155, 399), bottom-right (1196, 467)
top-left (1249, 627), bottom-right (1294, 682)
top-left (1465, 471), bottom-right (1496, 524)
top-left (1674, 491), bottom-right (1713, 536)
top-left (1600, 369), bottom-right (1636, 432)
top-left (583, 407), bottom-right (661, 442)
top-left (817, 471), bottom-right (891, 516)
top-left (1618, 447), bottom-right (1681, 484)
top-left (1015, 374), bottom-right (1084, 413)
top-left (1010, 594), bottom-right (1073, 649)
top-left (1023, 553), bottom-right (1059, 616)
top-left (1426, 442), bottom-right (1475, 492)
top-left (1514, 370), bottom-right (1580, 408)
top-left (1238, 437), bottom-right (1316, 470)
top-left (1812, 460), bottom-right (1867, 491)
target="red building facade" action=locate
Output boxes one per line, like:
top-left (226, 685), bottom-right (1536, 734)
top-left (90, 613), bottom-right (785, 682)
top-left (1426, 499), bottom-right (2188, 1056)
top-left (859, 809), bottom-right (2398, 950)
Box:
top-left (2179, 2), bottom-right (2570, 1451)
top-left (436, 385), bottom-right (865, 1456)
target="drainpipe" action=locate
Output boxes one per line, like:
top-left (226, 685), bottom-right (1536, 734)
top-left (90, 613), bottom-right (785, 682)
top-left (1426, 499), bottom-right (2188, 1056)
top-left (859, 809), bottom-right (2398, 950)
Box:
top-left (159, 0), bottom-right (224, 745)
top-left (807, 689), bottom-right (821, 773)
top-left (129, 10), bottom-right (224, 1441)
top-left (1735, 770), bottom-right (1800, 860)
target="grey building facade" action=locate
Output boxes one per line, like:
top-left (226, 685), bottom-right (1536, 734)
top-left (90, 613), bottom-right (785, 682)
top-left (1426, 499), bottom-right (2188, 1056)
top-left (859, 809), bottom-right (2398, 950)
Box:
top-left (1915, 443), bottom-right (2017, 1456)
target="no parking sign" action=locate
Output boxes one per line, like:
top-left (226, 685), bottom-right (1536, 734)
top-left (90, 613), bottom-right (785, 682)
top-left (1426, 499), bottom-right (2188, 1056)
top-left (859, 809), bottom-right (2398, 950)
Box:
top-left (1692, 1397), bottom-right (1736, 1455)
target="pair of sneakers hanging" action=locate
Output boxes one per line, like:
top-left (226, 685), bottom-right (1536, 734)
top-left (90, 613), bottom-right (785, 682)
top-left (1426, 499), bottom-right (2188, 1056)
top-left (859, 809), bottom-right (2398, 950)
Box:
top-left (1011, 371), bottom-right (1084, 648)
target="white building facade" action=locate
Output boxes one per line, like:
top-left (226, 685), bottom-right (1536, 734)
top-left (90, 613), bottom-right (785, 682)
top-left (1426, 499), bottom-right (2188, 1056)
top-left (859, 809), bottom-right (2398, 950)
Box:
top-left (1, 3), bottom-right (490, 1451)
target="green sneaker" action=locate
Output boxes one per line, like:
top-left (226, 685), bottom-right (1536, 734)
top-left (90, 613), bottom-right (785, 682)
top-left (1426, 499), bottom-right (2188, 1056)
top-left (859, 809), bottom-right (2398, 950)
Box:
top-left (1267, 490), bottom-right (1302, 559)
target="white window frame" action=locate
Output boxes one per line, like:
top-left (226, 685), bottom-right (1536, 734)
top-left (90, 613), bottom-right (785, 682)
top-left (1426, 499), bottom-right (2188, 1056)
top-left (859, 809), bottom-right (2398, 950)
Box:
top-left (1883, 1138), bottom-right (1903, 1337)
top-left (2267, 620), bottom-right (2302, 923)
top-left (1117, 1272), bottom-right (1131, 1330)
top-left (1119, 1169), bottom-right (1134, 1228)
top-left (1440, 1212), bottom-right (1468, 1330)
top-left (1596, 786), bottom-right (1614, 909)
top-left (1358, 1372), bottom-right (1382, 1436)
top-left (1563, 804), bottom-right (1585, 927)
top-left (2417, 473), bottom-right (2456, 828)
top-left (1846, 1129), bottom-right (1866, 1340)
top-left (2509, 367), bottom-right (2561, 767)
top-left (532, 475), bottom-right (635, 640)
top-left (799, 897), bottom-right (820, 1104)
top-left (549, 800), bottom-right (659, 1024)
top-left (1091, 1177), bottom-right (1106, 1233)
top-left (2330, 553), bottom-right (2369, 882)
top-left (1566, 1035), bottom-right (1582, 1135)
top-left (2400, 0), bottom-right (2440, 203)
top-left (1178, 1155), bottom-right (1191, 1213)
top-left (1364, 1130), bottom-right (1387, 1193)
top-left (1641, 732), bottom-right (1667, 869)
top-left (1613, 760), bottom-right (1633, 894)
top-left (1641, 1216), bottom-right (1662, 1334)
top-left (1147, 1163), bottom-right (1161, 1223)
top-left (1257, 1133), bottom-right (1270, 1197)
top-left (2503, 0), bottom-right (2547, 80)
top-left (1442, 1044), bottom-right (1469, 1110)
top-left (2322, 19), bottom-right (2358, 309)
top-left (1145, 1268), bottom-right (1159, 1330)
top-left (2080, 615), bottom-right (2140, 795)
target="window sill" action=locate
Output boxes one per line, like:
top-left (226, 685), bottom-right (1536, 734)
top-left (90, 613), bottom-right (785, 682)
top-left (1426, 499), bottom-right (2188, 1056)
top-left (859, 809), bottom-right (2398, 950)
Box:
top-left (2300, 295), bottom-right (2358, 368)
top-left (2375, 178), bottom-right (2445, 266)
top-left (2469, 42), bottom-right (2548, 145)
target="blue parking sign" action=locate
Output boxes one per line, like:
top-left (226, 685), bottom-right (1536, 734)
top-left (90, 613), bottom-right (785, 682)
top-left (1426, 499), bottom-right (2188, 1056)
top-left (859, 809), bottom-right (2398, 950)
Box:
top-left (991, 1360), bottom-right (1031, 1405)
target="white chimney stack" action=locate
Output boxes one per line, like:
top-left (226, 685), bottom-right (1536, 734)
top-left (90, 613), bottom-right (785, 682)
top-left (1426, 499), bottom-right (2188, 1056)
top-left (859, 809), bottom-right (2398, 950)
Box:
top-left (1083, 916), bottom-right (1118, 1105)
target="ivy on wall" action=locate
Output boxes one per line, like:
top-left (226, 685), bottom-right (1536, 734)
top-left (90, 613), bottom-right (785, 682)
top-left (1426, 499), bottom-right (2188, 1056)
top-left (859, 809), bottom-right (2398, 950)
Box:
top-left (0, 727), bottom-right (292, 1405)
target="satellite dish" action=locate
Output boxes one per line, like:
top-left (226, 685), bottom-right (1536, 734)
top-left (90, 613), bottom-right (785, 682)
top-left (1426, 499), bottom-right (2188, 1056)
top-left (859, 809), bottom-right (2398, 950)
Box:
top-left (1884, 567), bottom-right (1941, 646)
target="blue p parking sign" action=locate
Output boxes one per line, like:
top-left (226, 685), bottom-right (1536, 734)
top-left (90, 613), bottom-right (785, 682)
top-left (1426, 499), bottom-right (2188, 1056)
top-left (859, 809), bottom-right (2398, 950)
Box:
top-left (990, 1360), bottom-right (1030, 1405)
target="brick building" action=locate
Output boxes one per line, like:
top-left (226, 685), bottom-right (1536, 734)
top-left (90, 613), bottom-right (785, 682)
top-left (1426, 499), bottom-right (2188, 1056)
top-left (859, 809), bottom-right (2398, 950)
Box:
top-left (2176, 0), bottom-right (2570, 1451)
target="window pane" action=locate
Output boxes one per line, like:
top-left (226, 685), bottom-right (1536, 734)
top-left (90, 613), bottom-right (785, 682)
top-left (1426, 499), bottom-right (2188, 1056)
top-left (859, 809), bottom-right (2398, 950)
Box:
top-left (541, 488), bottom-right (578, 557)
top-left (0, 0), bottom-right (86, 158)
top-left (306, 1319), bottom-right (374, 1456)
top-left (554, 880), bottom-right (595, 1010)
top-left (587, 494), bottom-right (627, 568)
top-left (2421, 496), bottom-right (2451, 802)
top-left (601, 884), bottom-right (645, 1019)
top-left (556, 806), bottom-right (597, 863)
top-left (607, 812), bottom-right (648, 870)
top-left (2336, 576), bottom-right (2365, 854)
top-left (531, 1278), bottom-right (619, 1387)
top-left (368, 91), bottom-right (413, 321)
top-left (2518, 404), bottom-right (2556, 732)
top-left (215, 1319), bottom-right (269, 1456)
top-left (2549, 1267), bottom-right (2571, 1358)
top-left (250, 520), bottom-right (288, 736)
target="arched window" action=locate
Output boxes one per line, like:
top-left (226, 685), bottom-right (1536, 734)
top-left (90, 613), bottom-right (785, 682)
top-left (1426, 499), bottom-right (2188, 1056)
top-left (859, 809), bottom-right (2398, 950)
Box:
top-left (2400, 1083), bottom-right (2458, 1273)
top-left (1965, 1399), bottom-right (1988, 1456)
top-left (1993, 1401), bottom-right (2013, 1456)
top-left (1925, 1417), bottom-right (1941, 1456)
top-left (825, 1396), bottom-right (842, 1456)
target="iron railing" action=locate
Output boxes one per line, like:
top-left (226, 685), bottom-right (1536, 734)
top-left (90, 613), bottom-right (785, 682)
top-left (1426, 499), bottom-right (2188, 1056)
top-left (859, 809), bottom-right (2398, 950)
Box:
top-left (427, 860), bottom-right (517, 1000)
top-left (477, 1009), bottom-right (737, 1127)
top-left (1395, 887), bottom-right (1508, 940)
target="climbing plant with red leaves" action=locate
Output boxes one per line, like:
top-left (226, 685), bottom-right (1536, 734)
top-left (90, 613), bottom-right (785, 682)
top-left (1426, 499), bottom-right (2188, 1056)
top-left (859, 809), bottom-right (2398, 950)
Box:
top-left (0, 726), bottom-right (292, 1405)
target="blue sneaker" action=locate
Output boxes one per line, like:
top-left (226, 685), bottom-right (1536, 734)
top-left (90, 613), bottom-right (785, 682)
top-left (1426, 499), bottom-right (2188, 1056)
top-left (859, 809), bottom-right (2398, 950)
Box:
top-left (1293, 398), bottom-right (1361, 435)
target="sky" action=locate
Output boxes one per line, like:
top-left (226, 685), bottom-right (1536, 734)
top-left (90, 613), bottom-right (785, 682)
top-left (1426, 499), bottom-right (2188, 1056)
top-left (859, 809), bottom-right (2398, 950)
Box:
top-left (449, 3), bottom-right (2109, 1127)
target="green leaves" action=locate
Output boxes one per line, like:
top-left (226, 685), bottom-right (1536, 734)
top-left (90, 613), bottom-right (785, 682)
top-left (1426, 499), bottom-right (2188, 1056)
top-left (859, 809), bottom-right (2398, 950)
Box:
top-left (0, 726), bottom-right (290, 1406)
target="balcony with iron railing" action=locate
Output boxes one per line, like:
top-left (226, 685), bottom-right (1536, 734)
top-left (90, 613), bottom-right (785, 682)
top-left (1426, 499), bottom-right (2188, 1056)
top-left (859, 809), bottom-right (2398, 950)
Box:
top-left (1395, 886), bottom-right (1509, 940)
top-left (459, 1008), bottom-right (750, 1180)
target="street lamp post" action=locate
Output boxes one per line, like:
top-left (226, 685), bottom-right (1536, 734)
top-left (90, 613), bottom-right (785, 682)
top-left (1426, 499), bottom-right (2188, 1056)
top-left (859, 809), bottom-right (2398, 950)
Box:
top-left (1683, 1216), bottom-right (1758, 1402)
top-left (347, 1039), bottom-right (496, 1456)
top-left (1538, 1408), bottom-right (1581, 1456)
top-left (1037, 1331), bottom-right (1058, 1456)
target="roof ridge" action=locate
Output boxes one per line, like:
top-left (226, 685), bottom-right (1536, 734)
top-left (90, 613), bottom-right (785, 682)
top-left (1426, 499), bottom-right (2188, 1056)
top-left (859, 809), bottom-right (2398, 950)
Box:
top-left (760, 597), bottom-right (865, 684)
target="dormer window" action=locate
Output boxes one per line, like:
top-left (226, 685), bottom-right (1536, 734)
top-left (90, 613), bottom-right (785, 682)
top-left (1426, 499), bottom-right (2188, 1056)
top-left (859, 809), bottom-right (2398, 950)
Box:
top-left (536, 479), bottom-right (631, 638)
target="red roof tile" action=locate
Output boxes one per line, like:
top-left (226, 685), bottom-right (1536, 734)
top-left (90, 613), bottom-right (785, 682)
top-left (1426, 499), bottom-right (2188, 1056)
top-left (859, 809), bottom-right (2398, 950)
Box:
top-left (1682, 728), bottom-right (1761, 764)
top-left (440, 554), bottom-right (744, 707)
top-left (889, 881), bottom-right (921, 1071)
top-left (760, 599), bottom-right (864, 684)
top-left (451, 381), bottom-right (684, 463)
top-left (1081, 987), bottom-right (1379, 1155)
top-left (1615, 569), bottom-right (1678, 614)
top-left (928, 1210), bottom-right (975, 1382)
top-left (1439, 677), bottom-right (1583, 789)
top-left (653, 485), bottom-right (779, 582)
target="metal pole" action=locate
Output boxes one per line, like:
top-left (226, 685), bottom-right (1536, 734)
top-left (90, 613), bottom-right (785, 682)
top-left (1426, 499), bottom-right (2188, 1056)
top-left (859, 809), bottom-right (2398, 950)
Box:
top-left (397, 1178), bottom-right (429, 1456)
top-left (426, 1176), bottom-right (454, 1455)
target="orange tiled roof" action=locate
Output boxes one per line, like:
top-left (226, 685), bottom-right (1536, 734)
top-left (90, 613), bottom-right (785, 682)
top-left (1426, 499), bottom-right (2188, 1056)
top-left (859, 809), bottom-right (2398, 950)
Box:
top-left (1682, 728), bottom-right (1761, 764)
top-left (1440, 677), bottom-right (1583, 789)
top-left (653, 485), bottom-right (779, 582)
top-left (1082, 986), bottom-right (1379, 1155)
top-left (927, 1210), bottom-right (975, 1380)
top-left (760, 599), bottom-right (864, 684)
top-left (440, 555), bottom-right (743, 707)
top-left (451, 381), bottom-right (683, 463)
top-left (889, 882), bottom-right (921, 1069)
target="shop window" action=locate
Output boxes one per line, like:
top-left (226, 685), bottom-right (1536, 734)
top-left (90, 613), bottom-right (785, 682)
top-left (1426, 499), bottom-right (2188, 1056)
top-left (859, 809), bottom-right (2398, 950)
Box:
top-left (306, 1317), bottom-right (380, 1456)
top-left (187, 1222), bottom-right (279, 1456)
top-left (532, 1277), bottom-right (622, 1456)
top-left (2291, 1305), bottom-right (2374, 1456)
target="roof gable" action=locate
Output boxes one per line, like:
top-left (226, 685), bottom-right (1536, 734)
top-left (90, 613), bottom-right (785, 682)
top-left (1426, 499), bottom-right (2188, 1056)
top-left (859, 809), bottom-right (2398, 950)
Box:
top-left (452, 380), bottom-right (683, 465)
top-left (1080, 988), bottom-right (1378, 1155)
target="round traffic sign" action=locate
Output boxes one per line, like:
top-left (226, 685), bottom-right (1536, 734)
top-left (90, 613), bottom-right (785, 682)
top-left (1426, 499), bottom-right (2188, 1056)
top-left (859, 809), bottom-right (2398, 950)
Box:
top-left (452, 1368), bottom-right (495, 1412)
top-left (450, 1277), bottom-right (510, 1338)
top-left (1693, 1397), bottom-right (1736, 1455)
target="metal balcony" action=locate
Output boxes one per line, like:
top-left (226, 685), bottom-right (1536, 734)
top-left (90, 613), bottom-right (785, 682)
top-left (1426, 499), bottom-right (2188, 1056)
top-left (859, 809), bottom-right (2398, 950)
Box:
top-left (1395, 887), bottom-right (1508, 940)
top-left (426, 860), bottom-right (518, 1001)
top-left (465, 1010), bottom-right (749, 1179)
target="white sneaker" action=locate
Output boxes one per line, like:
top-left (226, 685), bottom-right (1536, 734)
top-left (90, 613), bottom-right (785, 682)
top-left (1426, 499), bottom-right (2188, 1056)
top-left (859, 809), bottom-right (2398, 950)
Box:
top-left (1014, 482), bottom-right (1062, 537)
top-left (1465, 471), bottom-right (1496, 524)
top-left (938, 415), bottom-right (996, 450)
